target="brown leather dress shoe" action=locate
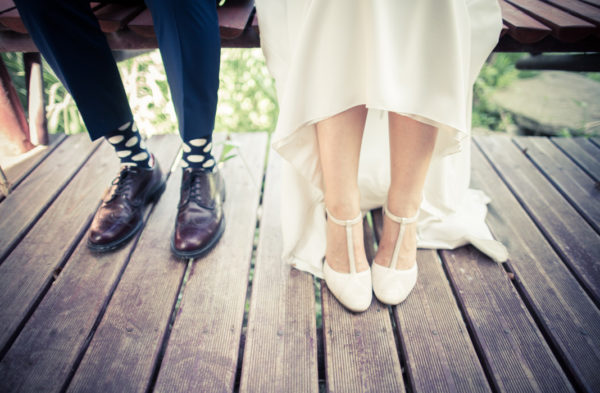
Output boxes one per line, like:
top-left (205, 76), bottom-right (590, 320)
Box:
top-left (88, 159), bottom-right (164, 251)
top-left (171, 167), bottom-right (226, 258)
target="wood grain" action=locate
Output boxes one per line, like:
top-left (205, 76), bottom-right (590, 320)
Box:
top-left (64, 153), bottom-right (187, 393)
top-left (580, 0), bottom-right (600, 7)
top-left (0, 133), bottom-right (98, 263)
top-left (0, 0), bottom-right (14, 14)
top-left (0, 140), bottom-right (111, 355)
top-left (471, 142), bottom-right (600, 393)
top-left (371, 210), bottom-right (492, 393)
top-left (0, 135), bottom-right (181, 393)
top-left (94, 3), bottom-right (145, 33)
top-left (543, 0), bottom-right (600, 30)
top-left (153, 133), bottom-right (268, 393)
top-left (441, 246), bottom-right (574, 393)
top-left (475, 136), bottom-right (600, 304)
top-left (396, 250), bottom-right (493, 393)
top-left (500, 0), bottom-right (552, 43)
top-left (129, 0), bottom-right (255, 40)
top-left (218, 0), bottom-right (255, 39)
top-left (1, 133), bottom-right (65, 192)
top-left (514, 137), bottom-right (600, 232)
top-left (506, 0), bottom-right (595, 42)
top-left (0, 7), bottom-right (24, 33)
top-left (239, 151), bottom-right (319, 393)
top-left (551, 137), bottom-right (600, 181)
top-left (322, 218), bottom-right (405, 393)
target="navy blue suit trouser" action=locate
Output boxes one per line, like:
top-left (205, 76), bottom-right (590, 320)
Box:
top-left (13, 0), bottom-right (220, 141)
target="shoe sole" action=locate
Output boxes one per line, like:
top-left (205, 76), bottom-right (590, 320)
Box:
top-left (170, 214), bottom-right (226, 259)
top-left (87, 179), bottom-right (166, 252)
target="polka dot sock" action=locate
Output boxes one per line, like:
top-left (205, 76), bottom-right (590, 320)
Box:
top-left (105, 121), bottom-right (151, 168)
top-left (182, 137), bottom-right (216, 171)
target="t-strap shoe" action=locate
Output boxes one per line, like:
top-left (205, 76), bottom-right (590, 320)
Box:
top-left (322, 209), bottom-right (372, 312)
top-left (372, 204), bottom-right (419, 305)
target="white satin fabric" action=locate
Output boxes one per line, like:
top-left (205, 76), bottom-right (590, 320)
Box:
top-left (255, 0), bottom-right (508, 278)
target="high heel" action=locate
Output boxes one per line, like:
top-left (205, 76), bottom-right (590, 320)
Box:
top-left (372, 204), bottom-right (419, 305)
top-left (323, 208), bottom-right (372, 312)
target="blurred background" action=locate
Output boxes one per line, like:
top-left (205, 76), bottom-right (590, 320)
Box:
top-left (1, 49), bottom-right (599, 139)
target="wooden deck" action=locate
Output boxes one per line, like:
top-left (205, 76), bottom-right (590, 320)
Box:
top-left (0, 133), bottom-right (598, 393)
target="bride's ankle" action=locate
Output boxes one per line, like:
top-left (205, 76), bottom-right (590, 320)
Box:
top-left (324, 201), bottom-right (361, 220)
top-left (385, 192), bottom-right (422, 218)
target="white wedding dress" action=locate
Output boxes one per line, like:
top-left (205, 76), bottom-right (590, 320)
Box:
top-left (254, 0), bottom-right (508, 278)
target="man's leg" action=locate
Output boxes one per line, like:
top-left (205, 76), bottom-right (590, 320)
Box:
top-left (14, 0), bottom-right (164, 250)
top-left (145, 0), bottom-right (224, 257)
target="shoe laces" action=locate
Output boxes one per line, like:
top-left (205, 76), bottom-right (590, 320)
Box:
top-left (107, 166), bottom-right (139, 202)
top-left (184, 170), bottom-right (212, 208)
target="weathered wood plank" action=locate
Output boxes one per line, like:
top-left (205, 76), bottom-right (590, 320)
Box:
top-left (0, 133), bottom-right (98, 263)
top-left (218, 0), bottom-right (255, 39)
top-left (0, 0), bottom-right (15, 14)
top-left (1, 133), bottom-right (65, 194)
top-left (580, 0), bottom-right (600, 8)
top-left (398, 249), bottom-right (492, 393)
top-left (0, 140), bottom-right (111, 355)
top-left (514, 137), bottom-right (600, 232)
top-left (506, 0), bottom-right (596, 42)
top-left (440, 246), bottom-right (574, 393)
top-left (153, 133), bottom-right (267, 393)
top-left (0, 7), bottom-right (24, 33)
top-left (129, 0), bottom-right (254, 40)
top-left (239, 151), bottom-right (319, 393)
top-left (475, 136), bottom-right (600, 304)
top-left (551, 137), bottom-right (600, 181)
top-left (94, 3), bottom-right (145, 33)
top-left (371, 209), bottom-right (493, 393)
top-left (543, 0), bottom-right (600, 30)
top-left (322, 218), bottom-right (404, 393)
top-left (64, 153), bottom-right (188, 393)
top-left (500, 0), bottom-right (552, 43)
top-left (471, 142), bottom-right (600, 393)
top-left (0, 135), bottom-right (181, 393)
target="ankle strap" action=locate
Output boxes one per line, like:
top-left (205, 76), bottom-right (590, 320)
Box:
top-left (383, 203), bottom-right (419, 270)
top-left (383, 203), bottom-right (419, 224)
top-left (325, 208), bottom-right (362, 274)
top-left (325, 208), bottom-right (363, 226)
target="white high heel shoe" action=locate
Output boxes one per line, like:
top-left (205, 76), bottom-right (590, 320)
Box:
top-left (322, 209), bottom-right (372, 312)
top-left (372, 204), bottom-right (419, 305)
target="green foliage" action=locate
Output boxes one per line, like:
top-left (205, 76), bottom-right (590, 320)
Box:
top-left (3, 48), bottom-right (278, 138)
top-left (472, 53), bottom-right (525, 131)
top-left (1, 53), bottom-right (27, 109)
top-left (216, 48), bottom-right (278, 134)
top-left (585, 73), bottom-right (600, 82)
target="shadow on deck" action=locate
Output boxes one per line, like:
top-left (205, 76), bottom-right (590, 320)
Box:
top-left (0, 133), bottom-right (598, 393)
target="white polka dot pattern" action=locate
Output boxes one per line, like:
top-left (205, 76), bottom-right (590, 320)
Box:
top-left (189, 138), bottom-right (207, 147)
top-left (132, 152), bottom-right (149, 161)
top-left (108, 135), bottom-right (124, 144)
top-left (125, 136), bottom-right (138, 147)
top-left (118, 121), bottom-right (132, 131)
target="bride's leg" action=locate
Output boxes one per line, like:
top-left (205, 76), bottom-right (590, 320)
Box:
top-left (317, 105), bottom-right (369, 273)
top-left (375, 113), bottom-right (438, 270)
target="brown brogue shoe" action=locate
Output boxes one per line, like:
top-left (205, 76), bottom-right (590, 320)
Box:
top-left (88, 158), bottom-right (164, 251)
top-left (171, 167), bottom-right (226, 258)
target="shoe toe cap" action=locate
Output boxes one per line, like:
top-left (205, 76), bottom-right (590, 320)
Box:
top-left (323, 263), bottom-right (373, 312)
top-left (371, 263), bottom-right (418, 305)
